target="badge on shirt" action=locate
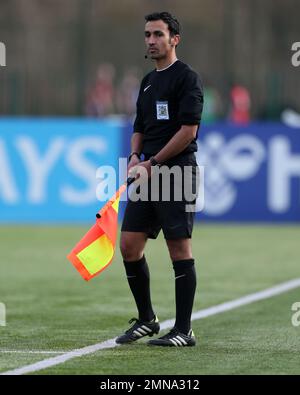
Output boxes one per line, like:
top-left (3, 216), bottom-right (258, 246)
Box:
top-left (156, 101), bottom-right (169, 120)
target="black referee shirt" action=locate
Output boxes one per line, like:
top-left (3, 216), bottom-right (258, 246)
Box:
top-left (133, 59), bottom-right (204, 156)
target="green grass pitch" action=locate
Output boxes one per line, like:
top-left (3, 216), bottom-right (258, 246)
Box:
top-left (0, 224), bottom-right (299, 375)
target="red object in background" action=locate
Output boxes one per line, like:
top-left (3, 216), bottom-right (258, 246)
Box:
top-left (229, 85), bottom-right (251, 124)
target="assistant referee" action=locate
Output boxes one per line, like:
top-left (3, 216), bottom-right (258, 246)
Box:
top-left (116, 12), bottom-right (204, 347)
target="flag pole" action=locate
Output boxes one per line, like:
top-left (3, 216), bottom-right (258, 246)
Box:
top-left (95, 177), bottom-right (136, 219)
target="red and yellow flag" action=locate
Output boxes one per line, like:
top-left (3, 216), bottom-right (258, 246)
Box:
top-left (67, 183), bottom-right (127, 281)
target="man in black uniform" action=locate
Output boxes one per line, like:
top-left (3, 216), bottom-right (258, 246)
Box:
top-left (116, 12), bottom-right (203, 347)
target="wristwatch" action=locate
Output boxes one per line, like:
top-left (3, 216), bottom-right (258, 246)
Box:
top-left (128, 152), bottom-right (141, 162)
top-left (149, 156), bottom-right (160, 166)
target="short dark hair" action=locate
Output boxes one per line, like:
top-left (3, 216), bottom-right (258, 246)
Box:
top-left (144, 12), bottom-right (181, 36)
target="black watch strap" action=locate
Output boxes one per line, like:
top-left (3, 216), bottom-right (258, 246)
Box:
top-left (149, 156), bottom-right (160, 166)
top-left (128, 152), bottom-right (141, 162)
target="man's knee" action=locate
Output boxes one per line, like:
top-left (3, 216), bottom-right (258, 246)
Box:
top-left (120, 232), bottom-right (146, 261)
top-left (166, 238), bottom-right (193, 261)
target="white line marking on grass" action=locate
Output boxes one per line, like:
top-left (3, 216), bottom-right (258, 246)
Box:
top-left (1, 278), bottom-right (300, 375)
top-left (162, 278), bottom-right (300, 330)
top-left (0, 350), bottom-right (66, 354)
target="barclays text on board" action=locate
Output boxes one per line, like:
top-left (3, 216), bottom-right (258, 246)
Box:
top-left (0, 119), bottom-right (299, 222)
top-left (0, 118), bottom-right (122, 222)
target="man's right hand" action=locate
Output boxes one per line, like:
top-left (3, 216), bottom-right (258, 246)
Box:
top-left (127, 154), bottom-right (141, 175)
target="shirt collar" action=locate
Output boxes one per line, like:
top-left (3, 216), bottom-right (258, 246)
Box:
top-left (156, 59), bottom-right (178, 72)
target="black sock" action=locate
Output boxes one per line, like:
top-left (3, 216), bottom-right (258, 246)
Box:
top-left (123, 256), bottom-right (155, 322)
top-left (172, 259), bottom-right (197, 335)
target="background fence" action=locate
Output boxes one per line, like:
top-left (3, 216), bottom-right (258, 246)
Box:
top-left (1, 0), bottom-right (300, 118)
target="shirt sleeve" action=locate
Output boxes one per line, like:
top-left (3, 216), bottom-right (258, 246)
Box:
top-left (133, 83), bottom-right (145, 133)
top-left (177, 69), bottom-right (204, 125)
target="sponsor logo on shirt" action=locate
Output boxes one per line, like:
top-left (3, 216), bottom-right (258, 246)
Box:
top-left (143, 84), bottom-right (151, 92)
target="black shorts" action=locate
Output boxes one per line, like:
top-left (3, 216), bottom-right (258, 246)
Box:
top-left (121, 153), bottom-right (199, 240)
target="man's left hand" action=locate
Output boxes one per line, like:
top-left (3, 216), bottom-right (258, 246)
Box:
top-left (128, 160), bottom-right (153, 180)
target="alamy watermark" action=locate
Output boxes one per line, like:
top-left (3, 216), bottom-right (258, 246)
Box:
top-left (0, 302), bottom-right (6, 326)
top-left (0, 42), bottom-right (6, 66)
top-left (291, 302), bottom-right (300, 327)
top-left (291, 42), bottom-right (300, 67)
top-left (95, 158), bottom-right (205, 213)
